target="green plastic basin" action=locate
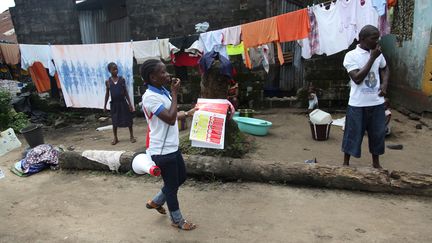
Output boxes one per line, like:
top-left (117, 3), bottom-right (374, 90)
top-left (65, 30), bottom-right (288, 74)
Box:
top-left (233, 117), bottom-right (272, 136)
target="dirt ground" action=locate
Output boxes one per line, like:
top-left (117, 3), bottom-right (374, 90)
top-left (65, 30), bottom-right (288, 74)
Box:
top-left (1, 108), bottom-right (432, 242)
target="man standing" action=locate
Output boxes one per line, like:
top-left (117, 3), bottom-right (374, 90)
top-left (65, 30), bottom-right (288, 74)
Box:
top-left (342, 25), bottom-right (390, 169)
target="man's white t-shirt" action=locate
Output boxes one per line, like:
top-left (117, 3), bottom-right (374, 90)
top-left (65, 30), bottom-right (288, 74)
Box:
top-left (343, 45), bottom-right (386, 107)
top-left (142, 85), bottom-right (179, 156)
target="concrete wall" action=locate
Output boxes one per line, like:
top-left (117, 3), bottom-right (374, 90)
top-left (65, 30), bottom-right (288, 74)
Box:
top-left (10, 0), bottom-right (81, 44)
top-left (126, 0), bottom-right (268, 40)
top-left (381, 0), bottom-right (432, 112)
top-left (303, 51), bottom-right (350, 108)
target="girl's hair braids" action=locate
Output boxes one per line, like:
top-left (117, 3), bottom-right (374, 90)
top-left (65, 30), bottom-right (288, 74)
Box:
top-left (140, 59), bottom-right (162, 84)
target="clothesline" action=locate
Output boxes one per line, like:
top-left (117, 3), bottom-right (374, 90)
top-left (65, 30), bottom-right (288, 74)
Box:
top-left (308, 0), bottom-right (336, 7)
top-left (0, 0), bottom-right (389, 74)
top-left (0, 0), bottom-right (390, 109)
top-left (0, 0), bottom-right (382, 50)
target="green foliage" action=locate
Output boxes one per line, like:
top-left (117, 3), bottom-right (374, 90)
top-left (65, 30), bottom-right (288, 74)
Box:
top-left (0, 90), bottom-right (29, 132)
top-left (0, 90), bottom-right (12, 113)
top-left (8, 110), bottom-right (29, 132)
top-left (179, 120), bottom-right (253, 158)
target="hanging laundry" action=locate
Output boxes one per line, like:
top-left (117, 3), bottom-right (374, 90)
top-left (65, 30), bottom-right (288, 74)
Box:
top-left (266, 43), bottom-right (276, 65)
top-left (132, 40), bottom-right (161, 64)
top-left (391, 0), bottom-right (414, 44)
top-left (29, 62), bottom-right (52, 93)
top-left (184, 39), bottom-right (203, 55)
top-left (336, 0), bottom-right (358, 46)
top-left (298, 7), bottom-right (321, 59)
top-left (19, 44), bottom-right (56, 76)
top-left (248, 44), bottom-right (273, 73)
top-left (170, 35), bottom-right (203, 67)
top-left (293, 42), bottom-right (302, 68)
top-left (0, 43), bottom-right (20, 65)
top-left (355, 0), bottom-right (379, 39)
top-left (372, 0), bottom-right (387, 16)
top-left (28, 62), bottom-right (61, 93)
top-left (276, 9), bottom-right (310, 43)
top-left (51, 42), bottom-right (133, 109)
top-left (248, 47), bottom-right (264, 69)
top-left (199, 29), bottom-right (228, 58)
top-left (378, 7), bottom-right (391, 36)
top-left (241, 16), bottom-right (284, 68)
top-left (169, 34), bottom-right (200, 51)
top-left (199, 50), bottom-right (233, 79)
top-left (172, 52), bottom-right (200, 67)
top-left (312, 3), bottom-right (349, 56)
top-left (222, 25), bottom-right (241, 45)
top-left (158, 38), bottom-right (171, 61)
top-left (169, 42), bottom-right (181, 55)
top-left (226, 42), bottom-right (245, 56)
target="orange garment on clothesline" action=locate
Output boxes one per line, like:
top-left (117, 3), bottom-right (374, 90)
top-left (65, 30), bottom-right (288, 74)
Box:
top-left (241, 16), bottom-right (284, 69)
top-left (0, 43), bottom-right (20, 65)
top-left (28, 62), bottom-right (61, 93)
top-left (276, 9), bottom-right (310, 42)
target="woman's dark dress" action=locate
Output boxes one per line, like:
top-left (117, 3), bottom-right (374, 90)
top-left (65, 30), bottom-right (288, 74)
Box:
top-left (108, 76), bottom-right (133, 127)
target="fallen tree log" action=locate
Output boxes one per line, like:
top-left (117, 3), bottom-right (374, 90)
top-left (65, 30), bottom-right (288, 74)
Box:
top-left (59, 151), bottom-right (135, 172)
top-left (58, 151), bottom-right (432, 197)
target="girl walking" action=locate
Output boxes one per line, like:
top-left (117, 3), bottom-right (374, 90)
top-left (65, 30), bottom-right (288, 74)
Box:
top-left (140, 59), bottom-right (197, 230)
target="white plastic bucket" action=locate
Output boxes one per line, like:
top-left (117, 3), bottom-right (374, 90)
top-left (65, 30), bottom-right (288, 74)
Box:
top-left (309, 109), bottom-right (332, 125)
top-left (131, 152), bottom-right (161, 176)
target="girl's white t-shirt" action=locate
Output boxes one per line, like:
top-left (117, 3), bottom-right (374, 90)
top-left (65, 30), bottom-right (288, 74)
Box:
top-left (142, 86), bottom-right (179, 156)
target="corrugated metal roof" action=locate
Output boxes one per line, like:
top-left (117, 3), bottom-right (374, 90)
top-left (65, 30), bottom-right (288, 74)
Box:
top-left (0, 10), bottom-right (17, 43)
top-left (79, 9), bottom-right (130, 44)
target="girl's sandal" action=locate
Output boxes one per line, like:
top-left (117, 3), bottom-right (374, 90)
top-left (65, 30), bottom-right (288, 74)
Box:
top-left (130, 137), bottom-right (136, 143)
top-left (171, 220), bottom-right (197, 231)
top-left (146, 201), bottom-right (166, 214)
top-left (111, 139), bottom-right (119, 145)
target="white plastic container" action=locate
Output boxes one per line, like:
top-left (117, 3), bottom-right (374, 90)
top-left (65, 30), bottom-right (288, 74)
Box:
top-left (309, 109), bottom-right (332, 125)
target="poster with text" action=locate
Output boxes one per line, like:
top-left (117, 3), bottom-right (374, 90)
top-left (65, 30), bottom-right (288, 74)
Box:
top-left (189, 98), bottom-right (230, 149)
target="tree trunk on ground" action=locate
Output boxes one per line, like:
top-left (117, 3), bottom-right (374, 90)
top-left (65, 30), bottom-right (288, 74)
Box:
top-left (59, 151), bottom-right (432, 197)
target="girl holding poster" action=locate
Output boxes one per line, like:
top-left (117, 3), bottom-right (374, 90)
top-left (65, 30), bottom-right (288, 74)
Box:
top-left (140, 59), bottom-right (197, 231)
